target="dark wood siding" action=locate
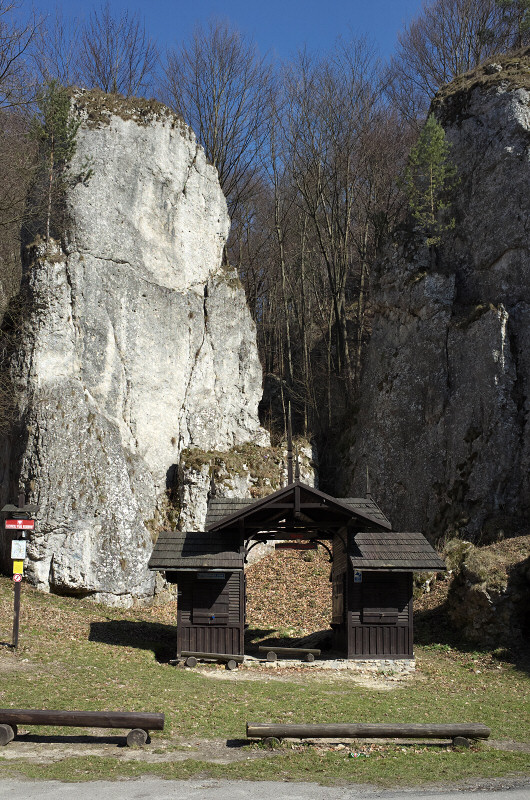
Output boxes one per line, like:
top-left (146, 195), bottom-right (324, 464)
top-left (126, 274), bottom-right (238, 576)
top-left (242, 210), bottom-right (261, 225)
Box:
top-left (174, 571), bottom-right (244, 657)
top-left (347, 571), bottom-right (413, 658)
top-left (331, 531), bottom-right (348, 652)
top-left (179, 625), bottom-right (242, 656)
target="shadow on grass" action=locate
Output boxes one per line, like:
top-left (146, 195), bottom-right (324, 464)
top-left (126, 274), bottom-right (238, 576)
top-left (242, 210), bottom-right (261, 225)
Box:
top-left (244, 626), bottom-right (334, 657)
top-left (15, 733), bottom-right (126, 746)
top-left (89, 620), bottom-right (176, 663)
top-left (414, 601), bottom-right (530, 677)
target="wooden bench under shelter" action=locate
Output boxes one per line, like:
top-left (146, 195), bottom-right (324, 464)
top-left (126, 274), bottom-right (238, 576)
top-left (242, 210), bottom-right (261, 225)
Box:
top-left (148, 434), bottom-right (445, 662)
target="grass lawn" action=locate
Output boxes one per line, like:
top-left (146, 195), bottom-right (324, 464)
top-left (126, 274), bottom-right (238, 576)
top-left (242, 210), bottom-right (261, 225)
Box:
top-left (0, 576), bottom-right (528, 786)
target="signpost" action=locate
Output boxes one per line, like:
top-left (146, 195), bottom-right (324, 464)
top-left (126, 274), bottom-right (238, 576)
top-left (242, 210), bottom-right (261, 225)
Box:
top-left (2, 494), bottom-right (37, 650)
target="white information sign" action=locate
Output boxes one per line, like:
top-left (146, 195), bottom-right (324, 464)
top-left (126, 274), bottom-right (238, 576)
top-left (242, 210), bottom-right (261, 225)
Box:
top-left (11, 540), bottom-right (27, 560)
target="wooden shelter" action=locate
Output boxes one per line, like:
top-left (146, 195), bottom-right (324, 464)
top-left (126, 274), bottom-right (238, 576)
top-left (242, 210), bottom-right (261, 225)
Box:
top-left (149, 478), bottom-right (445, 661)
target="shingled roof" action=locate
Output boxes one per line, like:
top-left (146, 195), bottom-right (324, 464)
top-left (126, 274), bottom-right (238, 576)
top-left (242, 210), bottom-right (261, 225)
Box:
top-left (205, 484), bottom-right (391, 532)
top-left (349, 531), bottom-right (446, 572)
top-left (205, 495), bottom-right (390, 529)
top-left (340, 498), bottom-right (391, 528)
top-left (148, 530), bottom-right (243, 571)
top-left (205, 498), bottom-right (254, 529)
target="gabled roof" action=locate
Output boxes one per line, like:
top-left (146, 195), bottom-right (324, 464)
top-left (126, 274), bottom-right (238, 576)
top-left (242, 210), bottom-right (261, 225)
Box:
top-left (349, 531), bottom-right (446, 572)
top-left (148, 530), bottom-right (243, 571)
top-left (205, 495), bottom-right (391, 530)
top-left (205, 482), bottom-right (391, 532)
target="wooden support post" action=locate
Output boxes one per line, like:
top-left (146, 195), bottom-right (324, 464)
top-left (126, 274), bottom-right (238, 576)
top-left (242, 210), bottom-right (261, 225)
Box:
top-left (126, 728), bottom-right (149, 747)
top-left (12, 580), bottom-right (21, 650)
top-left (0, 725), bottom-right (15, 746)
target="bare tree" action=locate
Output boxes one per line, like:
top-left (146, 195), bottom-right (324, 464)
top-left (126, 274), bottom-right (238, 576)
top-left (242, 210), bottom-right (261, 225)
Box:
top-left (33, 6), bottom-right (82, 88)
top-left (282, 41), bottom-right (384, 391)
top-left (79, 2), bottom-right (158, 96)
top-left (0, 0), bottom-right (40, 109)
top-left (387, 0), bottom-right (504, 121)
top-left (164, 19), bottom-right (273, 221)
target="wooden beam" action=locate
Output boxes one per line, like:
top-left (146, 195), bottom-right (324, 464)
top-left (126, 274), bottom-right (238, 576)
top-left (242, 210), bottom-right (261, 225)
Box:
top-left (246, 723), bottom-right (491, 740)
top-left (0, 709), bottom-right (164, 731)
top-left (258, 646), bottom-right (321, 657)
top-left (181, 651), bottom-right (244, 663)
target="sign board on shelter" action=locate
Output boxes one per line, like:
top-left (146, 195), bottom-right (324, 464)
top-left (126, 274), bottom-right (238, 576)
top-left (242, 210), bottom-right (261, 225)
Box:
top-left (11, 540), bottom-right (27, 560)
top-left (5, 519), bottom-right (34, 530)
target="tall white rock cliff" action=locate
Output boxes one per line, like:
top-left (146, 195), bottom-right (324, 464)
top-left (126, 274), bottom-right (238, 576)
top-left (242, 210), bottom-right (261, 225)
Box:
top-left (0, 90), bottom-right (268, 605)
top-left (345, 53), bottom-right (530, 542)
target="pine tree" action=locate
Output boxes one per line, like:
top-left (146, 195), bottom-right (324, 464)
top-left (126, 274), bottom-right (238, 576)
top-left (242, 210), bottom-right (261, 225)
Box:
top-left (404, 113), bottom-right (457, 247)
top-left (32, 81), bottom-right (80, 243)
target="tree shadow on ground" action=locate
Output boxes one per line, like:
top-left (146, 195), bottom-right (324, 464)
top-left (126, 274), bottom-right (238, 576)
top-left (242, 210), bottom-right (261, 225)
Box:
top-left (89, 620), bottom-right (176, 663)
top-left (414, 601), bottom-right (530, 677)
top-left (244, 626), bottom-right (333, 655)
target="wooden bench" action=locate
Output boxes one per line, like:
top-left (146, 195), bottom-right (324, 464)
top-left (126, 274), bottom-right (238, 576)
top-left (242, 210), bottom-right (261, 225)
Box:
top-left (0, 708), bottom-right (164, 747)
top-left (180, 651), bottom-right (243, 670)
top-left (258, 646), bottom-right (321, 663)
top-left (246, 722), bottom-right (491, 748)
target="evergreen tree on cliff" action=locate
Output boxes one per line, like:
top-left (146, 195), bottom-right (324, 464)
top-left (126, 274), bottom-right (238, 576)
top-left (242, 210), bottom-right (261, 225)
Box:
top-left (404, 113), bottom-right (457, 247)
top-left (32, 80), bottom-right (79, 243)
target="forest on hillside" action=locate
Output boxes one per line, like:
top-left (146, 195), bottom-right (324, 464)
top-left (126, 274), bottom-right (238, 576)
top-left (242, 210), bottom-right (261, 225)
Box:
top-left (0, 0), bottom-right (528, 462)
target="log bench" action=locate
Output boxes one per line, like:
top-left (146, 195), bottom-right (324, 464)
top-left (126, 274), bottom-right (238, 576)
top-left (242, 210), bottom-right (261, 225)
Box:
top-left (258, 646), bottom-right (321, 663)
top-left (180, 651), bottom-right (244, 670)
top-left (0, 709), bottom-right (164, 747)
top-left (246, 722), bottom-right (491, 749)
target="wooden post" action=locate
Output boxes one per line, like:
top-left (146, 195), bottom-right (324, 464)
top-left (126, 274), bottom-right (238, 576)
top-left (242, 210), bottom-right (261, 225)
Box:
top-left (12, 580), bottom-right (21, 650)
top-left (0, 725), bottom-right (15, 746)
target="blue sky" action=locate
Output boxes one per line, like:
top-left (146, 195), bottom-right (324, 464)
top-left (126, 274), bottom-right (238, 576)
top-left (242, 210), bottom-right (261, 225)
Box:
top-left (30, 0), bottom-right (425, 62)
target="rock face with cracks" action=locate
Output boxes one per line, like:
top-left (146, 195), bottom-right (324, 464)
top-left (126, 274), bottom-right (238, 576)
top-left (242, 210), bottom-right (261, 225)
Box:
top-left (0, 91), bottom-right (268, 605)
top-left (345, 53), bottom-right (530, 543)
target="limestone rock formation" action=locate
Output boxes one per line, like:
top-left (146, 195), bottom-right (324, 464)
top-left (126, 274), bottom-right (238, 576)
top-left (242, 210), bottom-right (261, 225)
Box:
top-left (0, 90), bottom-right (268, 605)
top-left (345, 53), bottom-right (530, 542)
top-left (177, 440), bottom-right (318, 532)
top-left (443, 536), bottom-right (530, 645)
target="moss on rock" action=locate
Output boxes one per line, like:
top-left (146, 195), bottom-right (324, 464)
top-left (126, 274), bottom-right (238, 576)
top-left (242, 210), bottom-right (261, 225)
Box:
top-left (70, 88), bottom-right (185, 130)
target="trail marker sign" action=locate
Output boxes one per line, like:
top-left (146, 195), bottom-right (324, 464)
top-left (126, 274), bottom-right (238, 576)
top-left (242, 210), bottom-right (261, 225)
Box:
top-left (13, 574), bottom-right (22, 583)
top-left (11, 540), bottom-right (27, 560)
top-left (5, 519), bottom-right (34, 531)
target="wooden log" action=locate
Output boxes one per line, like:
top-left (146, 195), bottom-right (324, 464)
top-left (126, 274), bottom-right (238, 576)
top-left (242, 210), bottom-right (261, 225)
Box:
top-left (181, 651), bottom-right (244, 664)
top-left (126, 728), bottom-right (148, 747)
top-left (258, 646), bottom-right (321, 657)
top-left (263, 737), bottom-right (281, 748)
top-left (226, 660), bottom-right (238, 671)
top-left (266, 651), bottom-right (277, 662)
top-left (246, 723), bottom-right (491, 741)
top-left (453, 736), bottom-right (471, 748)
top-left (185, 657), bottom-right (198, 668)
top-left (304, 653), bottom-right (315, 663)
top-left (0, 724), bottom-right (14, 746)
top-left (0, 709), bottom-right (164, 731)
